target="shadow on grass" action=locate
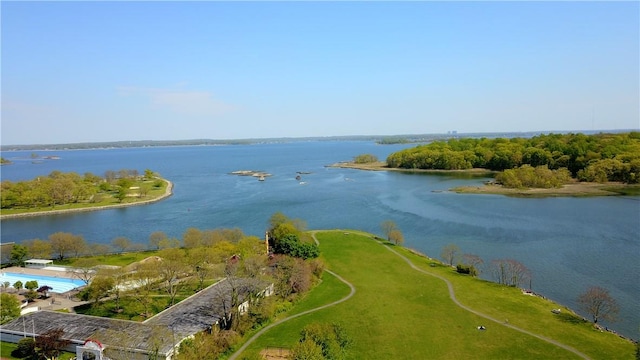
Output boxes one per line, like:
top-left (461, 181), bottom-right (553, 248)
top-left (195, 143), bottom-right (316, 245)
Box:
top-left (555, 312), bottom-right (588, 325)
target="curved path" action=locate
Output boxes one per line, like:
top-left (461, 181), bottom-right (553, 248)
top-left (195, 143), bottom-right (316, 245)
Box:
top-left (228, 232), bottom-right (355, 360)
top-left (231, 230), bottom-right (589, 360)
top-left (379, 240), bottom-right (590, 360)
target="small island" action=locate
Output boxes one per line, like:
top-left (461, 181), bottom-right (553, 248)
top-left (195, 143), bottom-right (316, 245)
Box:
top-left (0, 169), bottom-right (172, 219)
top-left (332, 132), bottom-right (640, 197)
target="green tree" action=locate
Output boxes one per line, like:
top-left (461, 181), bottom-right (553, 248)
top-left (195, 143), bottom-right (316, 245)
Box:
top-left (0, 293), bottom-right (21, 324)
top-left (24, 238), bottom-right (52, 259)
top-left (13, 338), bottom-right (36, 359)
top-left (24, 280), bottom-right (39, 291)
top-left (115, 187), bottom-right (128, 202)
top-left (13, 281), bottom-right (23, 292)
top-left (291, 323), bottom-right (351, 360)
top-left (353, 154), bottom-right (379, 164)
top-left (87, 275), bottom-right (115, 305)
top-left (10, 244), bottom-right (28, 266)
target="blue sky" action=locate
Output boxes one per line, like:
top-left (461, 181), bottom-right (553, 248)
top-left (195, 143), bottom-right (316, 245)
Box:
top-left (2, 1), bottom-right (638, 145)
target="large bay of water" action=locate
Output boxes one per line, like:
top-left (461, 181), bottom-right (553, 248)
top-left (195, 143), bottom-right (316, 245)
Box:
top-left (1, 142), bottom-right (638, 339)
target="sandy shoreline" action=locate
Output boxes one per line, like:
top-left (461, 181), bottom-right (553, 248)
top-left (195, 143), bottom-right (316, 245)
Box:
top-left (0, 179), bottom-right (173, 220)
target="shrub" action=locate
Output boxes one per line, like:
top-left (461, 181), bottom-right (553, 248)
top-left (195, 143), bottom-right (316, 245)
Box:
top-left (12, 338), bottom-right (35, 358)
top-left (456, 264), bottom-right (477, 276)
top-left (353, 154), bottom-right (379, 164)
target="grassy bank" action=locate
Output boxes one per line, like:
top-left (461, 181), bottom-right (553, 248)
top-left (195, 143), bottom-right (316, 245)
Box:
top-left (236, 231), bottom-right (635, 359)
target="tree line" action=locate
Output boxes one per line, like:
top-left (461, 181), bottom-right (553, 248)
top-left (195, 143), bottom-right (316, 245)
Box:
top-left (385, 132), bottom-right (640, 185)
top-left (1, 169), bottom-right (163, 210)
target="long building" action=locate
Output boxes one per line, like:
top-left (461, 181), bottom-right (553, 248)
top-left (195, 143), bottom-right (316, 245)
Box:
top-left (0, 278), bottom-right (273, 360)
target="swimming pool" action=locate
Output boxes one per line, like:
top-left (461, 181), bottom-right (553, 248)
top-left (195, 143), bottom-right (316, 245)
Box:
top-left (0, 272), bottom-right (85, 293)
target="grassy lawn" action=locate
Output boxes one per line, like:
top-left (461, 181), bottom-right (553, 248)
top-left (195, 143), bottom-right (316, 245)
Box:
top-left (56, 250), bottom-right (161, 267)
top-left (0, 178), bottom-right (169, 216)
top-left (0, 341), bottom-right (75, 360)
top-left (236, 231), bottom-right (635, 360)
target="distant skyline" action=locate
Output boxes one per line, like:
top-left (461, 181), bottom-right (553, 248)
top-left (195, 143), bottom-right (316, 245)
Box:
top-left (2, 1), bottom-right (639, 145)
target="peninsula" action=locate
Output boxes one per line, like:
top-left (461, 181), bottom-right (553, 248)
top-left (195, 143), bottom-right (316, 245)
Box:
top-left (0, 170), bottom-right (172, 219)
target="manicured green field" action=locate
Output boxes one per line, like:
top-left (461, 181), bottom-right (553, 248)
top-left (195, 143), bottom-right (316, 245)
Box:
top-left (236, 231), bottom-right (635, 359)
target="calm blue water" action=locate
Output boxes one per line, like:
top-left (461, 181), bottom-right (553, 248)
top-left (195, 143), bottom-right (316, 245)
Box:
top-left (1, 142), bottom-right (639, 339)
top-left (0, 272), bottom-right (85, 293)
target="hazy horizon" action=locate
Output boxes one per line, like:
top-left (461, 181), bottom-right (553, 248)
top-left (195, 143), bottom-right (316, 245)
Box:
top-left (2, 2), bottom-right (638, 145)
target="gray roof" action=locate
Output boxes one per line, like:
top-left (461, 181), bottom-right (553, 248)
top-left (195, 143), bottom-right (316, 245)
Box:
top-left (146, 277), bottom-right (266, 338)
top-left (1, 277), bottom-right (268, 356)
top-left (1, 311), bottom-right (175, 355)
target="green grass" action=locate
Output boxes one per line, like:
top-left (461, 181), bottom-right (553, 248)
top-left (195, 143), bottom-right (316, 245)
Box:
top-left (60, 250), bottom-right (161, 267)
top-left (0, 341), bottom-right (75, 360)
top-left (0, 179), bottom-right (169, 216)
top-left (236, 231), bottom-right (635, 359)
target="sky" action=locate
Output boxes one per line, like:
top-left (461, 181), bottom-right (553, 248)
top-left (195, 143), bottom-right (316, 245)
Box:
top-left (1, 1), bottom-right (639, 145)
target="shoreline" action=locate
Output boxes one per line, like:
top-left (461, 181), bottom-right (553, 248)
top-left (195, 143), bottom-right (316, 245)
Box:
top-left (0, 179), bottom-right (173, 220)
top-left (330, 162), bottom-right (639, 197)
top-left (328, 161), bottom-right (496, 175)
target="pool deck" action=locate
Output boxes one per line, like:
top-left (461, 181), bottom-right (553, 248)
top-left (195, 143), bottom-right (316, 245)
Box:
top-left (1, 266), bottom-right (90, 312)
top-left (2, 266), bottom-right (78, 280)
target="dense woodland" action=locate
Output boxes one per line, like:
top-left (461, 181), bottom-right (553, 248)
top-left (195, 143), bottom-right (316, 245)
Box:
top-left (0, 169), bottom-right (164, 210)
top-left (386, 132), bottom-right (640, 186)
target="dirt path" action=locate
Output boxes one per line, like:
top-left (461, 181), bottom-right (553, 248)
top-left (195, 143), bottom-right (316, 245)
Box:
top-left (228, 232), bottom-right (356, 360)
top-left (379, 240), bottom-right (591, 360)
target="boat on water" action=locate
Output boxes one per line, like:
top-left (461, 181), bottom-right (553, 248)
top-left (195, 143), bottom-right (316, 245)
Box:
top-left (258, 176), bottom-right (265, 181)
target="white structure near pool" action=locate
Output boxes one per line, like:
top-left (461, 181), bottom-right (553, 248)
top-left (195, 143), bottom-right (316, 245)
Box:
top-left (25, 259), bottom-right (54, 269)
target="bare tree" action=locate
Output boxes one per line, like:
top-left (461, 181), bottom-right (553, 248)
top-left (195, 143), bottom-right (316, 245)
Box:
top-left (49, 232), bottom-right (85, 260)
top-left (128, 260), bottom-right (159, 318)
top-left (388, 229), bottom-right (404, 246)
top-left (380, 220), bottom-right (398, 241)
top-left (441, 244), bottom-right (460, 266)
top-left (112, 237), bottom-right (132, 253)
top-left (183, 228), bottom-right (204, 248)
top-left (70, 258), bottom-right (98, 285)
top-left (577, 286), bottom-right (619, 324)
top-left (490, 259), bottom-right (531, 287)
top-left (149, 231), bottom-right (167, 250)
top-left (157, 248), bottom-right (188, 306)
